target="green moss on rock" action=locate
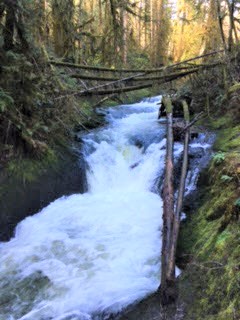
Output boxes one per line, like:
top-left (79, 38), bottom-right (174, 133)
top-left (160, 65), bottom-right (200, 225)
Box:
top-left (6, 148), bottom-right (58, 184)
top-left (177, 124), bottom-right (240, 320)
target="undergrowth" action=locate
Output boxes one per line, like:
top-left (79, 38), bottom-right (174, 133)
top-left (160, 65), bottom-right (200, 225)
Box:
top-left (177, 120), bottom-right (240, 319)
top-left (175, 53), bottom-right (240, 320)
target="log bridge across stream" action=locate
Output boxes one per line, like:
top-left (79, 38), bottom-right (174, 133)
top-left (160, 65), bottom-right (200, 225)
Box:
top-left (50, 50), bottom-right (224, 99)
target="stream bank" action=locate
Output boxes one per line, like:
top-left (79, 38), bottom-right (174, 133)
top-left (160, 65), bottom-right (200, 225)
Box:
top-left (176, 122), bottom-right (240, 320)
top-left (0, 146), bottom-right (87, 241)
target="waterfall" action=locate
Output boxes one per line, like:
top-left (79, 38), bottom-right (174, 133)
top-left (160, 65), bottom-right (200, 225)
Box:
top-left (0, 96), bottom-right (214, 320)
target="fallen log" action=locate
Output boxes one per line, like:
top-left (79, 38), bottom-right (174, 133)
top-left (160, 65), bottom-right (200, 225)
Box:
top-left (77, 69), bottom-right (198, 96)
top-left (168, 100), bottom-right (190, 284)
top-left (160, 99), bottom-right (204, 305)
top-left (50, 49), bottom-right (224, 74)
top-left (182, 111), bottom-right (205, 131)
top-left (80, 83), bottom-right (152, 95)
top-left (91, 94), bottom-right (116, 108)
top-left (77, 71), bottom-right (146, 94)
top-left (55, 69), bottom-right (197, 100)
top-left (160, 96), bottom-right (175, 305)
top-left (70, 74), bottom-right (121, 81)
top-left (70, 68), bottom-right (199, 82)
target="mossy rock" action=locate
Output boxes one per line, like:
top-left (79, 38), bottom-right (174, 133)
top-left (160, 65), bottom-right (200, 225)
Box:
top-left (0, 146), bottom-right (87, 241)
top-left (177, 126), bottom-right (240, 319)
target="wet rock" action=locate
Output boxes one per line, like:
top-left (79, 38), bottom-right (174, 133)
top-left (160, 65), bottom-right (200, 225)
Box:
top-left (188, 146), bottom-right (205, 158)
top-left (116, 292), bottom-right (185, 320)
top-left (0, 148), bottom-right (87, 241)
top-left (158, 94), bottom-right (193, 119)
top-left (172, 122), bottom-right (199, 142)
top-left (173, 124), bottom-right (185, 142)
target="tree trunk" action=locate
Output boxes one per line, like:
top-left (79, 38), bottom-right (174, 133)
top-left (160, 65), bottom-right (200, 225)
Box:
top-left (216, 0), bottom-right (227, 52)
top-left (121, 5), bottom-right (128, 65)
top-left (38, 0), bottom-right (47, 43)
top-left (226, 0), bottom-right (235, 52)
top-left (109, 0), bottom-right (119, 62)
top-left (52, 0), bottom-right (75, 59)
top-left (204, 0), bottom-right (221, 55)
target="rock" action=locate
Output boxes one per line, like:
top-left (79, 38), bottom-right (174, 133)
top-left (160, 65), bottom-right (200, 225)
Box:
top-left (188, 146), bottom-right (205, 158)
top-left (0, 147), bottom-right (87, 241)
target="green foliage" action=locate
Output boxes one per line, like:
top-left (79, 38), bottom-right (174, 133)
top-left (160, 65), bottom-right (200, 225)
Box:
top-left (213, 152), bottom-right (225, 165)
top-left (7, 148), bottom-right (57, 184)
top-left (0, 89), bottom-right (14, 112)
top-left (0, 44), bottom-right (81, 162)
top-left (61, 74), bottom-right (77, 89)
top-left (214, 125), bottom-right (240, 152)
top-left (234, 198), bottom-right (240, 208)
top-left (178, 129), bottom-right (240, 320)
top-left (127, 52), bottom-right (151, 69)
top-left (228, 82), bottom-right (240, 94)
top-left (122, 89), bottom-right (152, 104)
top-left (220, 175), bottom-right (233, 182)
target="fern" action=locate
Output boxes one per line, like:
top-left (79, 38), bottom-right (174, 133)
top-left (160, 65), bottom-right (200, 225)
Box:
top-left (213, 151), bottom-right (225, 165)
top-left (234, 198), bottom-right (240, 208)
top-left (220, 175), bottom-right (233, 182)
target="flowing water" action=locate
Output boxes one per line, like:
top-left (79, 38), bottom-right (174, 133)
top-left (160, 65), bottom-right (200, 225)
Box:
top-left (0, 96), bottom-right (213, 320)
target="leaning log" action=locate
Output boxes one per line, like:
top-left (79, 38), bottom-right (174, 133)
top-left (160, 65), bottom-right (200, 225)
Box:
top-left (91, 94), bottom-right (116, 108)
top-left (168, 100), bottom-right (190, 283)
top-left (55, 69), bottom-right (198, 101)
top-left (80, 83), bottom-right (152, 96)
top-left (77, 70), bottom-right (198, 96)
top-left (160, 96), bottom-right (175, 305)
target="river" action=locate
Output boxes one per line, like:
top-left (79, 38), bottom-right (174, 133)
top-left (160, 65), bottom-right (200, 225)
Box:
top-left (0, 96), bottom-right (213, 320)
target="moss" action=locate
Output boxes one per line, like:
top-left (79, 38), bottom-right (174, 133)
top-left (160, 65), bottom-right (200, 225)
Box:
top-left (207, 115), bottom-right (233, 130)
top-left (177, 125), bottom-right (240, 320)
top-left (213, 125), bottom-right (240, 152)
top-left (228, 82), bottom-right (240, 94)
top-left (122, 88), bottom-right (153, 103)
top-left (6, 148), bottom-right (58, 184)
